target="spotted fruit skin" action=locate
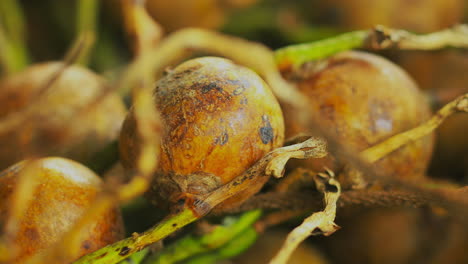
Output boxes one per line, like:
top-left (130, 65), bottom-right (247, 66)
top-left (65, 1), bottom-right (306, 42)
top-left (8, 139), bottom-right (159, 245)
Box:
top-left (0, 62), bottom-right (127, 170)
top-left (0, 157), bottom-right (124, 262)
top-left (283, 51), bottom-right (434, 180)
top-left (120, 57), bottom-right (284, 209)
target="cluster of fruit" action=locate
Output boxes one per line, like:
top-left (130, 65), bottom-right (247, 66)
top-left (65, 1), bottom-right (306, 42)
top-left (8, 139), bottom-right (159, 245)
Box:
top-left (0, 0), bottom-right (466, 263)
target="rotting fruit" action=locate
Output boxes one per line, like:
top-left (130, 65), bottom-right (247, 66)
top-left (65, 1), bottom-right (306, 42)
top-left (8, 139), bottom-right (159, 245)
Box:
top-left (282, 51), bottom-right (434, 180)
top-left (0, 157), bottom-right (125, 263)
top-left (119, 56), bottom-right (285, 211)
top-left (0, 62), bottom-right (127, 170)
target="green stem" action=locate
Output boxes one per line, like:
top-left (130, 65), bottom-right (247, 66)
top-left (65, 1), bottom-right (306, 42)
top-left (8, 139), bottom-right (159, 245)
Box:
top-left (75, 0), bottom-right (99, 66)
top-left (0, 0), bottom-right (29, 74)
top-left (184, 227), bottom-right (258, 264)
top-left (274, 30), bottom-right (368, 71)
top-left (0, 0), bottom-right (26, 42)
top-left (274, 24), bottom-right (468, 71)
top-left (144, 210), bottom-right (261, 264)
top-left (118, 248), bottom-right (150, 264)
top-left (72, 208), bottom-right (198, 264)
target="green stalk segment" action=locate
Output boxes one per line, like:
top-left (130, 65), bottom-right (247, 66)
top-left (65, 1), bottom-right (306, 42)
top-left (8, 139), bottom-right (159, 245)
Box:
top-left (274, 30), bottom-right (368, 71)
top-left (75, 0), bottom-right (99, 66)
top-left (73, 208), bottom-right (198, 264)
top-left (184, 227), bottom-right (258, 264)
top-left (145, 210), bottom-right (261, 264)
top-left (0, 0), bottom-right (29, 74)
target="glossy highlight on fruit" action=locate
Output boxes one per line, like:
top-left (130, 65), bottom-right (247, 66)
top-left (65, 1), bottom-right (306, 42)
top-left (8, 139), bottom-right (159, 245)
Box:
top-left (120, 57), bottom-right (284, 209)
top-left (283, 51), bottom-right (434, 179)
top-left (0, 157), bottom-right (125, 262)
top-left (0, 62), bottom-right (127, 170)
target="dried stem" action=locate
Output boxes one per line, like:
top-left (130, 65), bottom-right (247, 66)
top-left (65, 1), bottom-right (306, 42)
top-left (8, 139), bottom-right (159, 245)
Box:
top-left (203, 137), bottom-right (327, 213)
top-left (0, 160), bottom-right (41, 262)
top-left (122, 0), bottom-right (163, 56)
top-left (0, 31), bottom-right (95, 136)
top-left (26, 64), bottom-right (162, 264)
top-left (270, 171), bottom-right (341, 264)
top-left (118, 28), bottom-right (308, 110)
top-left (73, 137), bottom-right (328, 264)
top-left (367, 24), bottom-right (468, 50)
top-left (224, 187), bottom-right (467, 217)
top-left (361, 93), bottom-right (468, 163)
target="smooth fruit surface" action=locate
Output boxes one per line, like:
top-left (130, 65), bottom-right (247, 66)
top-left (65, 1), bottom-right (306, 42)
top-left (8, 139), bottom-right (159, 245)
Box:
top-left (283, 51), bottom-right (434, 179)
top-left (0, 62), bottom-right (127, 170)
top-left (0, 157), bottom-right (124, 262)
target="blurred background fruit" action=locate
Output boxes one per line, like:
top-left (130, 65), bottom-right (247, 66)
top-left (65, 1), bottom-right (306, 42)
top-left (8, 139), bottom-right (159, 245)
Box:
top-left (0, 62), bottom-right (127, 170)
top-left (282, 51), bottom-right (434, 181)
top-left (0, 157), bottom-right (125, 262)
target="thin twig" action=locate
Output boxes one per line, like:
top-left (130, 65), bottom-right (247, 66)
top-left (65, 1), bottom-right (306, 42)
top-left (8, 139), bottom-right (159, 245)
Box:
top-left (223, 187), bottom-right (468, 220)
top-left (361, 93), bottom-right (468, 163)
top-left (143, 210), bottom-right (261, 264)
top-left (73, 137), bottom-right (328, 264)
top-left (75, 0), bottom-right (99, 66)
top-left (367, 24), bottom-right (468, 50)
top-left (26, 82), bottom-right (161, 264)
top-left (269, 171), bottom-right (341, 264)
top-left (122, 0), bottom-right (163, 56)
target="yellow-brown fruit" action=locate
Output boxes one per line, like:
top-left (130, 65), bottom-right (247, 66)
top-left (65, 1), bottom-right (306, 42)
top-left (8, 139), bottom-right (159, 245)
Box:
top-left (145, 0), bottom-right (258, 32)
top-left (120, 57), bottom-right (284, 210)
top-left (0, 62), bottom-right (127, 170)
top-left (0, 157), bottom-right (124, 262)
top-left (317, 0), bottom-right (464, 33)
top-left (283, 51), bottom-right (433, 179)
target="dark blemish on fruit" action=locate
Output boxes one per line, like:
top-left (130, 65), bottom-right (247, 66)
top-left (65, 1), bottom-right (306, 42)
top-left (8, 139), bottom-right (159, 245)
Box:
top-left (214, 131), bottom-right (229, 146)
top-left (259, 115), bottom-right (274, 144)
top-left (320, 104), bottom-right (335, 121)
top-left (172, 223), bottom-right (177, 228)
top-left (97, 252), bottom-right (108, 259)
top-left (82, 240), bottom-right (92, 250)
top-left (119, 246), bottom-right (131, 256)
top-left (24, 227), bottom-right (39, 241)
top-left (115, 248), bottom-right (121, 252)
top-left (201, 82), bottom-right (223, 94)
